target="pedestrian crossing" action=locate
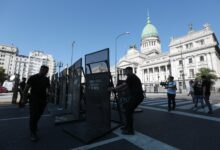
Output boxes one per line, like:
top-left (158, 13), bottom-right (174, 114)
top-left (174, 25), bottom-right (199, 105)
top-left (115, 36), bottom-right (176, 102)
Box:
top-left (141, 99), bottom-right (220, 113)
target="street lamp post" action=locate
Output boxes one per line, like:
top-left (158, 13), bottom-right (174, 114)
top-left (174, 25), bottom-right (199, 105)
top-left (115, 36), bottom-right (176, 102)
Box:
top-left (56, 61), bottom-right (63, 78)
top-left (180, 49), bottom-right (186, 90)
top-left (115, 32), bottom-right (130, 84)
top-left (71, 41), bottom-right (75, 66)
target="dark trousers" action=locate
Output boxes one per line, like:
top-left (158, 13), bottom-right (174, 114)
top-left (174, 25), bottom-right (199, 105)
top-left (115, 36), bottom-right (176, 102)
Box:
top-left (18, 90), bottom-right (23, 105)
top-left (29, 97), bottom-right (47, 134)
top-left (167, 93), bottom-right (176, 110)
top-left (123, 98), bottom-right (142, 132)
top-left (204, 94), bottom-right (213, 112)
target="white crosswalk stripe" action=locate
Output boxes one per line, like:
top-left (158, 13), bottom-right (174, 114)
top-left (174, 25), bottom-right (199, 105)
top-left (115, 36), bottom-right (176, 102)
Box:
top-left (141, 99), bottom-right (220, 113)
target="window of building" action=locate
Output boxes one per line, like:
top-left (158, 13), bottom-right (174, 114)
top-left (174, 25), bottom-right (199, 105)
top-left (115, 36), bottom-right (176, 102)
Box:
top-left (186, 43), bottom-right (193, 49)
top-left (200, 56), bottom-right (204, 61)
top-left (154, 68), bottom-right (158, 72)
top-left (189, 69), bottom-right (194, 77)
top-left (197, 39), bottom-right (205, 45)
top-left (179, 60), bottom-right (183, 65)
top-left (200, 40), bottom-right (205, 45)
top-left (189, 58), bottom-right (193, 64)
top-left (179, 70), bottom-right (183, 78)
top-left (176, 46), bottom-right (183, 50)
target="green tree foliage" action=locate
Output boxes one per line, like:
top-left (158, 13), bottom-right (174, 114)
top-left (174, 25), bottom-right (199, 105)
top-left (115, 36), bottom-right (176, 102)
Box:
top-left (0, 67), bottom-right (6, 85)
top-left (196, 68), bottom-right (218, 85)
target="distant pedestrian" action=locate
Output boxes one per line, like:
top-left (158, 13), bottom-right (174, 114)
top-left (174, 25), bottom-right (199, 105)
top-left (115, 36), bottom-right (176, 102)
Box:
top-left (22, 65), bottom-right (50, 141)
top-left (202, 75), bottom-right (213, 114)
top-left (193, 78), bottom-right (205, 111)
top-left (109, 67), bottom-right (144, 135)
top-left (165, 76), bottom-right (177, 111)
top-left (18, 78), bottom-right (26, 108)
top-left (188, 80), bottom-right (195, 103)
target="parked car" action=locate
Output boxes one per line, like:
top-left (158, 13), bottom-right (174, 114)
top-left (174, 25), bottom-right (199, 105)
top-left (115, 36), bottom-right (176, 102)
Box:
top-left (0, 86), bottom-right (8, 93)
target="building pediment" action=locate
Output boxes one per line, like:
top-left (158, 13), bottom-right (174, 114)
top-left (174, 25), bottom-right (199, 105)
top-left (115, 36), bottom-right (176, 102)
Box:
top-left (118, 60), bottom-right (138, 67)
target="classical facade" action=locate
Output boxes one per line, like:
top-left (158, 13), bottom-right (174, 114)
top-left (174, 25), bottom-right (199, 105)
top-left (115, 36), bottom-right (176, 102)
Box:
top-left (116, 16), bottom-right (220, 92)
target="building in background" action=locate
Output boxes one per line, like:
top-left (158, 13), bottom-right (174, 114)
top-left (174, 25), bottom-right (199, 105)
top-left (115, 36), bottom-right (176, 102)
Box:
top-left (0, 44), bottom-right (18, 77)
top-left (28, 51), bottom-right (56, 78)
top-left (14, 55), bottom-right (29, 80)
top-left (0, 45), bottom-right (56, 80)
top-left (116, 16), bottom-right (220, 93)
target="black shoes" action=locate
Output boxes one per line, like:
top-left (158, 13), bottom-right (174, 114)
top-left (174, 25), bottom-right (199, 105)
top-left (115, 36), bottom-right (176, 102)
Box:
top-left (121, 130), bottom-right (134, 135)
top-left (30, 133), bottom-right (38, 142)
top-left (207, 111), bottom-right (214, 115)
top-left (120, 126), bottom-right (127, 130)
top-left (121, 126), bottom-right (134, 135)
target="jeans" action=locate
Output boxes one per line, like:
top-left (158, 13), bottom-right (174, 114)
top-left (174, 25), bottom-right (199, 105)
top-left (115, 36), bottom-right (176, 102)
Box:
top-left (204, 94), bottom-right (213, 112)
top-left (167, 93), bottom-right (176, 110)
top-left (194, 95), bottom-right (204, 108)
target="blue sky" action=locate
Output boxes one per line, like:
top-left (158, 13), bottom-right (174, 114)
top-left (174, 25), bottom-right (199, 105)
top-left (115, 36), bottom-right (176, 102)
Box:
top-left (0, 0), bottom-right (220, 68)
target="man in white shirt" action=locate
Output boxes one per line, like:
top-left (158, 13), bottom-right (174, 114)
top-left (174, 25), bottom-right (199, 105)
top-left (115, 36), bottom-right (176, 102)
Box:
top-left (165, 76), bottom-right (177, 111)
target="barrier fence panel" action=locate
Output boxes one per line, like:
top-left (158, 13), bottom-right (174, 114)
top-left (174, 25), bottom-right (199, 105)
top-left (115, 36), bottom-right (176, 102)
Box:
top-left (53, 59), bottom-right (83, 124)
top-left (63, 48), bottom-right (120, 144)
top-left (59, 68), bottom-right (68, 109)
top-left (67, 58), bottom-right (82, 120)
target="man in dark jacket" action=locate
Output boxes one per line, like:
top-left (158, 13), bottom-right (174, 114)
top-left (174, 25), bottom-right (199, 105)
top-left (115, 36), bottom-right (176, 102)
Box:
top-left (18, 78), bottom-right (26, 108)
top-left (22, 65), bottom-right (50, 141)
top-left (110, 67), bottom-right (144, 135)
top-left (202, 75), bottom-right (213, 114)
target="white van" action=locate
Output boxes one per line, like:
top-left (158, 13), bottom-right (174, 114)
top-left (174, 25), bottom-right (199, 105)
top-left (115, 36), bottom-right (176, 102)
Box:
top-left (3, 80), bottom-right (14, 92)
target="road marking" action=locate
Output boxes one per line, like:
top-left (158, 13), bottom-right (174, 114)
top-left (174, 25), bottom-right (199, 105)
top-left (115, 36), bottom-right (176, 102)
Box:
top-left (147, 101), bottom-right (168, 106)
top-left (0, 114), bottom-right (51, 122)
top-left (177, 104), bottom-right (194, 109)
top-left (71, 128), bottom-right (179, 150)
top-left (142, 99), bottom-right (166, 104)
top-left (139, 105), bottom-right (220, 123)
top-left (159, 101), bottom-right (191, 107)
top-left (114, 128), bottom-right (179, 150)
top-left (0, 105), bottom-right (20, 109)
top-left (70, 137), bottom-right (123, 150)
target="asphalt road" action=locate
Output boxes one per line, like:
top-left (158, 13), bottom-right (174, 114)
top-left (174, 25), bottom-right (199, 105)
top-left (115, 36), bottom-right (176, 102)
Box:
top-left (0, 94), bottom-right (220, 150)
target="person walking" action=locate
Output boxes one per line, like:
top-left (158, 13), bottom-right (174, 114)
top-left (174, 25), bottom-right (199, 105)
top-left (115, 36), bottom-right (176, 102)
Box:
top-left (22, 65), bottom-right (50, 141)
top-left (109, 67), bottom-right (144, 135)
top-left (193, 78), bottom-right (205, 111)
top-left (18, 78), bottom-right (26, 108)
top-left (202, 75), bottom-right (213, 114)
top-left (188, 80), bottom-right (195, 104)
top-left (165, 76), bottom-right (177, 112)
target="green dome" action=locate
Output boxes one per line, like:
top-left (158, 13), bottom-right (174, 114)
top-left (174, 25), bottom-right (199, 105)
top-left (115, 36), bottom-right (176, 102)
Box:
top-left (141, 17), bottom-right (158, 38)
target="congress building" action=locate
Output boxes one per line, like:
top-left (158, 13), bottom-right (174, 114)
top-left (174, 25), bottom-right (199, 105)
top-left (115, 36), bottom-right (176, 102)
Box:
top-left (116, 16), bottom-right (220, 93)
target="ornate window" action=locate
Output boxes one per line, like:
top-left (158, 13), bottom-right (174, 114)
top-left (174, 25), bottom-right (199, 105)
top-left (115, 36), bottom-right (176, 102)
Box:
top-left (189, 58), bottom-right (193, 64)
top-left (189, 69), bottom-right (194, 77)
top-left (200, 56), bottom-right (204, 61)
top-left (186, 43), bottom-right (193, 49)
top-left (179, 70), bottom-right (183, 78)
top-left (179, 60), bottom-right (183, 65)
